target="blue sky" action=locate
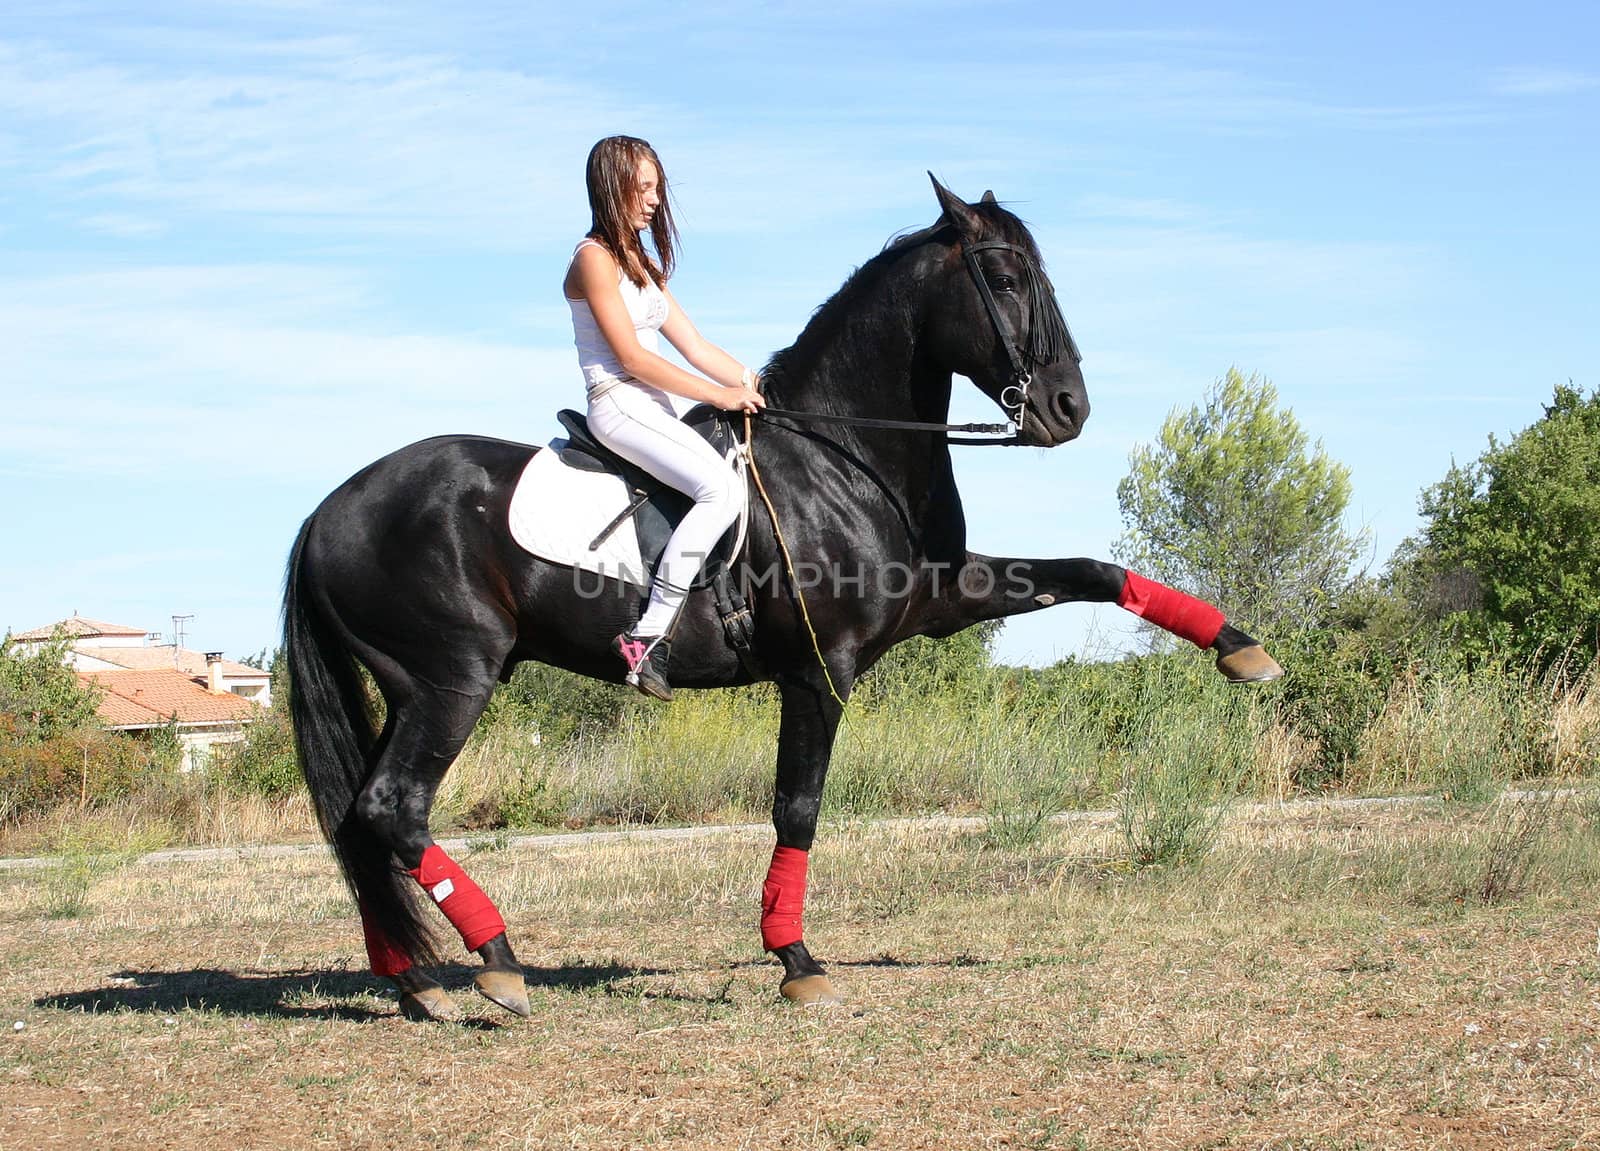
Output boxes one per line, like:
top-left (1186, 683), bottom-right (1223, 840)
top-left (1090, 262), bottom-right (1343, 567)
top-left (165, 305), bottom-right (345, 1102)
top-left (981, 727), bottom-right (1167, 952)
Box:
top-left (1, 1), bottom-right (1595, 666)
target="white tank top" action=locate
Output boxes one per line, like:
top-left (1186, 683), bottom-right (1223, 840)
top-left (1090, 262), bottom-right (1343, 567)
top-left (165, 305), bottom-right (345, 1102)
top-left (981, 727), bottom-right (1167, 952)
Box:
top-left (567, 238), bottom-right (671, 400)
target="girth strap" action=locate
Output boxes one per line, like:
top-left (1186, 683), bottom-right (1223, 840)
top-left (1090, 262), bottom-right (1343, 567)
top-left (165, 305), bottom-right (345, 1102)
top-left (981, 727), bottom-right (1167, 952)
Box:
top-left (712, 567), bottom-right (761, 678)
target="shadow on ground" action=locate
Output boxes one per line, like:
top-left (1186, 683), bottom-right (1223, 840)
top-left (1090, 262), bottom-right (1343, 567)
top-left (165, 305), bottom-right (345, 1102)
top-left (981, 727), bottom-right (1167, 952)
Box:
top-left (729, 952), bottom-right (986, 973)
top-left (34, 959), bottom-right (679, 1022)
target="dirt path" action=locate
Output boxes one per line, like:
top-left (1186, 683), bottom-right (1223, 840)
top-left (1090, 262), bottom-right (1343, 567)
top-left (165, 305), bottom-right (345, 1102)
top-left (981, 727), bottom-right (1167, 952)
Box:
top-left (0, 792), bottom-right (1447, 870)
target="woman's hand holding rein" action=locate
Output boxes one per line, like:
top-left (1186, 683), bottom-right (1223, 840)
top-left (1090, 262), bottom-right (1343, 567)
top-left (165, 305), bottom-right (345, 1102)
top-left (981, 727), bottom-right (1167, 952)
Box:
top-left (717, 379), bottom-right (765, 414)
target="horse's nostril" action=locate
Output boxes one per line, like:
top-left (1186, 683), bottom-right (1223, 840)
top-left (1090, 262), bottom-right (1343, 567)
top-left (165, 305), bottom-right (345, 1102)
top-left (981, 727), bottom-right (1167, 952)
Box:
top-left (1053, 390), bottom-right (1087, 429)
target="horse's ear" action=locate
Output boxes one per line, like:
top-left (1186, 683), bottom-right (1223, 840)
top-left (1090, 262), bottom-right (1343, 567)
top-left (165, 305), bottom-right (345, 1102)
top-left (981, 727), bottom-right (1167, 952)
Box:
top-left (980, 189), bottom-right (997, 204)
top-left (928, 171), bottom-right (984, 239)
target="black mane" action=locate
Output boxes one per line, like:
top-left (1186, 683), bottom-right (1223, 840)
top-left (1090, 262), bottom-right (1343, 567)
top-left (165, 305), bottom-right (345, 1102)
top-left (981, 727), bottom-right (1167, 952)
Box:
top-left (759, 201), bottom-right (1056, 404)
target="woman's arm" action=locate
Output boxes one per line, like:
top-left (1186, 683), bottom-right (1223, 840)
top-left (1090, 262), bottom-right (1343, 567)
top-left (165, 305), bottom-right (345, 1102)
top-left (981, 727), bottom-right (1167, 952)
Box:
top-left (658, 286), bottom-right (759, 391)
top-left (568, 245), bottom-right (762, 411)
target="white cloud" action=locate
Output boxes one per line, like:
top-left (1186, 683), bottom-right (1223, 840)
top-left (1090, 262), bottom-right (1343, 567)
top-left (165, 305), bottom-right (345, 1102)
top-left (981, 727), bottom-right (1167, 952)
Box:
top-left (0, 12), bottom-right (1512, 265)
top-left (75, 213), bottom-right (169, 238)
top-left (0, 28), bottom-right (958, 253)
top-left (1489, 67), bottom-right (1600, 96)
top-left (0, 263), bottom-right (575, 484)
top-left (0, 37), bottom-right (642, 248)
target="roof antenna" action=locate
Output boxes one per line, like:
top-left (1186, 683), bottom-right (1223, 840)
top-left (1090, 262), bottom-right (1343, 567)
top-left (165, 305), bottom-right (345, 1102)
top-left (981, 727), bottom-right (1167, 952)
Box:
top-left (171, 614), bottom-right (194, 669)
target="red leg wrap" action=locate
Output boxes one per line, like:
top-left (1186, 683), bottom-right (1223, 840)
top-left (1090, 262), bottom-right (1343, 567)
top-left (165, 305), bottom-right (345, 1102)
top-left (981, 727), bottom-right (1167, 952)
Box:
top-left (1118, 570), bottom-right (1226, 649)
top-left (761, 845), bottom-right (809, 951)
top-left (407, 844), bottom-right (507, 953)
top-left (360, 902), bottom-right (413, 977)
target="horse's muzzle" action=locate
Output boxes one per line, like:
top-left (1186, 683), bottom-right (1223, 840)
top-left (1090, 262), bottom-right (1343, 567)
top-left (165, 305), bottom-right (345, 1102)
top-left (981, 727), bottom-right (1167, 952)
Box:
top-left (1021, 386), bottom-right (1089, 446)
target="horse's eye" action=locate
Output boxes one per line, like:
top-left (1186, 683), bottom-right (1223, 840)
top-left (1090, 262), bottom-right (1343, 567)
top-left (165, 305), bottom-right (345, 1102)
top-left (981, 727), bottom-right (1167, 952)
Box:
top-left (991, 276), bottom-right (1017, 293)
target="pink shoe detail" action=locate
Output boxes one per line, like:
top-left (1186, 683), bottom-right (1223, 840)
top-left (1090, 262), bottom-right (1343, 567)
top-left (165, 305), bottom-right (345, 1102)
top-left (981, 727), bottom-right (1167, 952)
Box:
top-left (612, 633), bottom-right (672, 700)
top-left (617, 637), bottom-right (649, 675)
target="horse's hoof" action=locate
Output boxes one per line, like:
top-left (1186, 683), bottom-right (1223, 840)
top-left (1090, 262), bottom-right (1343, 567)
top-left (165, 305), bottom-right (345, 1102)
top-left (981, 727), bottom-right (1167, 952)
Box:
top-left (1216, 644), bottom-right (1283, 683)
top-left (780, 974), bottom-right (844, 1006)
top-left (474, 968), bottom-right (532, 1018)
top-left (398, 987), bottom-right (461, 1023)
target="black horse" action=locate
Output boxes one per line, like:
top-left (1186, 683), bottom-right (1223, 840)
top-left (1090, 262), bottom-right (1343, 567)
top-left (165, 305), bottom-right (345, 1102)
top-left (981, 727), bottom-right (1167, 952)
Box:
top-left (285, 178), bottom-right (1281, 1022)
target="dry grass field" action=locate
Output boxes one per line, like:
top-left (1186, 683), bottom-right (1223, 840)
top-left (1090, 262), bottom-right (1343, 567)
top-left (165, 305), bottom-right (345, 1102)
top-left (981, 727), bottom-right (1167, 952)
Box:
top-left (3, 798), bottom-right (1598, 1150)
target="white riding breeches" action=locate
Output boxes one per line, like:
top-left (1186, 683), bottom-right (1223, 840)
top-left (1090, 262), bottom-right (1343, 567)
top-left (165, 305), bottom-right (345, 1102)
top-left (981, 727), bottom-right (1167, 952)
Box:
top-left (586, 382), bottom-right (742, 636)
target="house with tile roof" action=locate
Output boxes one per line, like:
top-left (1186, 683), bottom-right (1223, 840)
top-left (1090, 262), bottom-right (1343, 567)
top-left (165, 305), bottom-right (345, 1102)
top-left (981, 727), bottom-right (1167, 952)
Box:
top-left (11, 616), bottom-right (153, 644)
top-left (10, 615), bottom-right (271, 771)
top-left (81, 669), bottom-right (260, 771)
top-left (11, 615), bottom-right (272, 705)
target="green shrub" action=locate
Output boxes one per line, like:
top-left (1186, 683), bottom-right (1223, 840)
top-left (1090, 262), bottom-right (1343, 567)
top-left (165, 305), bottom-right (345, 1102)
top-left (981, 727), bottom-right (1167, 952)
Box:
top-left (0, 722), bottom-right (170, 822)
top-left (1112, 673), bottom-right (1255, 867)
top-left (210, 707), bottom-right (301, 797)
top-left (854, 622), bottom-right (1003, 707)
top-left (1400, 384), bottom-right (1600, 668)
top-left (482, 662), bottom-right (638, 744)
top-left (1270, 629), bottom-right (1386, 790)
top-left (497, 771), bottom-right (574, 829)
top-left (0, 632), bottom-right (180, 822)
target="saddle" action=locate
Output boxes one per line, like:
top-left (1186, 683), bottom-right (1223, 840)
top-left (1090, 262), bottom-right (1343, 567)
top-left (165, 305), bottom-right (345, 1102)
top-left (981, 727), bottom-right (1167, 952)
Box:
top-left (549, 405), bottom-right (758, 667)
top-left (551, 405), bottom-right (740, 589)
top-left (554, 403), bottom-right (737, 479)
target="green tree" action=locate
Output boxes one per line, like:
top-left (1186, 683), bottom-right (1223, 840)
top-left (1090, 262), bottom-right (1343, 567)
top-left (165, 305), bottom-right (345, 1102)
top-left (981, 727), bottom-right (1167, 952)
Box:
top-left (0, 634), bottom-right (104, 743)
top-left (1400, 383), bottom-right (1600, 663)
top-left (1115, 368), bottom-right (1364, 633)
top-left (0, 633), bottom-right (167, 820)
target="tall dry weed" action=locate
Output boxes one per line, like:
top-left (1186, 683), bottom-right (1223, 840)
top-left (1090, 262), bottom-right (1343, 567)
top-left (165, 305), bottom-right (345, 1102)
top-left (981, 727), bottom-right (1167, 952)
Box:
top-left (1251, 719), bottom-right (1321, 801)
top-left (1109, 656), bottom-right (1264, 866)
top-left (1543, 660), bottom-right (1599, 775)
top-left (1349, 672), bottom-right (1520, 802)
top-left (39, 822), bottom-right (170, 918)
top-left (1474, 788), bottom-right (1567, 904)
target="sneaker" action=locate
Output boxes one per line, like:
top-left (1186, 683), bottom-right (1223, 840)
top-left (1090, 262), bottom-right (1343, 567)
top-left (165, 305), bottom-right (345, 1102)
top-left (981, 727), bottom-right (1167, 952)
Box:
top-left (612, 633), bottom-right (673, 701)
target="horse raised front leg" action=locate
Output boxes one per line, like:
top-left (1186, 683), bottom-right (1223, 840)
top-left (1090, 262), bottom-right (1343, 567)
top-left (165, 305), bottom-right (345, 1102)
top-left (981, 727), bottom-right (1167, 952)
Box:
top-left (765, 673), bottom-right (849, 1006)
top-left (948, 555), bottom-right (1283, 682)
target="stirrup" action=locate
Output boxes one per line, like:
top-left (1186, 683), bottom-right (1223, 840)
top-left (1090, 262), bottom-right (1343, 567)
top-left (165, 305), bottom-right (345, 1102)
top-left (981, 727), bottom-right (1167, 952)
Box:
top-left (612, 633), bottom-right (673, 701)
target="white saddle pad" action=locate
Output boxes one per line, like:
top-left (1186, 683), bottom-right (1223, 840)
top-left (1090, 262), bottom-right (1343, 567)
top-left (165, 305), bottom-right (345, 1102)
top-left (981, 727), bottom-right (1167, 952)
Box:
top-left (507, 440), bottom-right (750, 590)
top-left (508, 444), bottom-right (651, 587)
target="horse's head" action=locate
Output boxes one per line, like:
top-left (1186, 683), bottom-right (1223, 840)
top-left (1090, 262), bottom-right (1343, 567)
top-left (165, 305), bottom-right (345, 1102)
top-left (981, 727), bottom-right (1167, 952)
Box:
top-left (921, 176), bottom-right (1089, 446)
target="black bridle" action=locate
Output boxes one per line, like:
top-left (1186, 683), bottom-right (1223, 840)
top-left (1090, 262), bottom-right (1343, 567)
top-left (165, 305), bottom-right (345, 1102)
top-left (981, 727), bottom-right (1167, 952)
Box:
top-left (960, 239), bottom-right (1082, 429)
top-left (757, 237), bottom-right (1080, 447)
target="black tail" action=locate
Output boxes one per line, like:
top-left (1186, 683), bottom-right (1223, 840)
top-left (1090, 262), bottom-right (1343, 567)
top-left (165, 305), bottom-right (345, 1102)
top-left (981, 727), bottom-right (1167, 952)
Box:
top-left (283, 517), bottom-right (442, 966)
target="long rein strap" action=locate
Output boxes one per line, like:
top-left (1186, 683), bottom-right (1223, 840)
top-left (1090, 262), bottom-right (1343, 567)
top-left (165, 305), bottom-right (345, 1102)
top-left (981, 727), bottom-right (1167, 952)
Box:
top-left (754, 406), bottom-right (1021, 445)
top-left (739, 413), bottom-right (849, 709)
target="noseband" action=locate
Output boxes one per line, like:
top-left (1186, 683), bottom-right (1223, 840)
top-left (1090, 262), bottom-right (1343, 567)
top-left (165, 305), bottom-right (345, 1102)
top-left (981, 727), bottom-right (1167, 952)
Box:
top-left (960, 240), bottom-right (1081, 427)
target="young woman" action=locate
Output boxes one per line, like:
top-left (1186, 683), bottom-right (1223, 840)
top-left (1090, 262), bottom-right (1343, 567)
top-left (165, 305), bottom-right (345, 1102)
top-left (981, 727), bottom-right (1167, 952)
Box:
top-left (564, 135), bottom-right (765, 701)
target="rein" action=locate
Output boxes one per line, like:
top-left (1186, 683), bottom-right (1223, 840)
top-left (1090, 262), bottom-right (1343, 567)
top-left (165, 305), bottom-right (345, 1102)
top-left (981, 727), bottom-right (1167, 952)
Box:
top-left (755, 406), bottom-right (1020, 445)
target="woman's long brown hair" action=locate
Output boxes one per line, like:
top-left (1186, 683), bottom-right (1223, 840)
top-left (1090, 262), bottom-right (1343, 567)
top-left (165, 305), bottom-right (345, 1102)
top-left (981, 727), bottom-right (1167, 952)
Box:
top-left (585, 136), bottom-right (678, 289)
